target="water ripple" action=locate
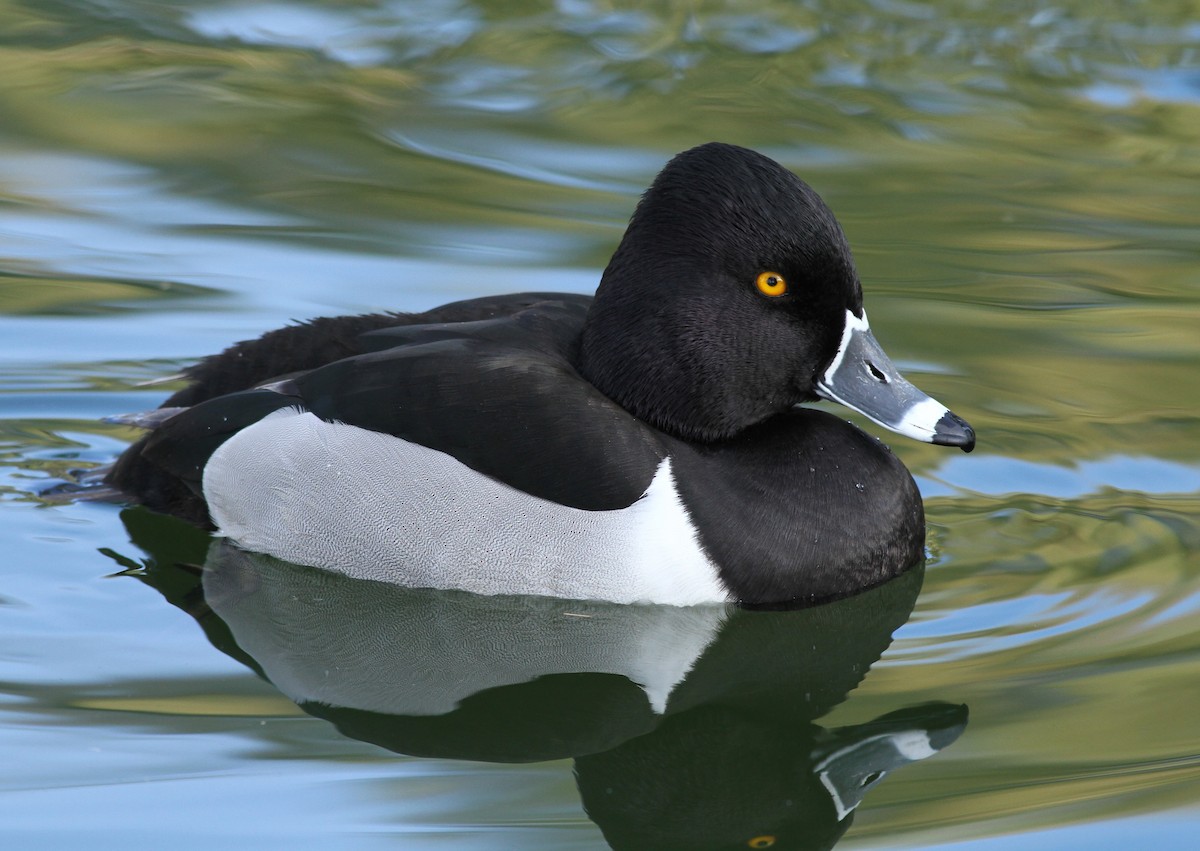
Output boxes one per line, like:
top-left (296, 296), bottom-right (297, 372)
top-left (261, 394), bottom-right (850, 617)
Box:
top-left (920, 454), bottom-right (1200, 499)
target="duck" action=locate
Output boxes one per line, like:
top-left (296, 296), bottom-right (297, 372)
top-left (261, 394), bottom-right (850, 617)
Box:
top-left (106, 142), bottom-right (975, 607)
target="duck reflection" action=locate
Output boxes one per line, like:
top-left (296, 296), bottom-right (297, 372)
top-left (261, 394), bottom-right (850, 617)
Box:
top-left (117, 507), bottom-right (967, 850)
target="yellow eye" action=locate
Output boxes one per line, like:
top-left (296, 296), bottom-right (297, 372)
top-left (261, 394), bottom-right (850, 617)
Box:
top-left (748, 837), bottom-right (776, 849)
top-left (755, 272), bottom-right (788, 297)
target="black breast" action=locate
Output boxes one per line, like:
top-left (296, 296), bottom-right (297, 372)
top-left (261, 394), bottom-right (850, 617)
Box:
top-left (670, 409), bottom-right (925, 605)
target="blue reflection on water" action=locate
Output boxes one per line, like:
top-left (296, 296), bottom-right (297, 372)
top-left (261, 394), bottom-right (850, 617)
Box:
top-left (895, 589), bottom-right (1154, 656)
top-left (185, 0), bottom-right (481, 66)
top-left (920, 454), bottom-right (1200, 498)
top-left (1080, 66), bottom-right (1200, 108)
top-left (922, 808), bottom-right (1200, 850)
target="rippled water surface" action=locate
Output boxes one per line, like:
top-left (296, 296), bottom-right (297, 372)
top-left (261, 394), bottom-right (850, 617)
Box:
top-left (3, 2), bottom-right (1199, 848)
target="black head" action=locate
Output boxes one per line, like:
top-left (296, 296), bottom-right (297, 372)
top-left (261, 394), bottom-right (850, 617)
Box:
top-left (580, 142), bottom-right (863, 442)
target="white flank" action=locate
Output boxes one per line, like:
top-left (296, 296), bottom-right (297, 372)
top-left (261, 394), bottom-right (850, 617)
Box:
top-left (203, 408), bottom-right (730, 606)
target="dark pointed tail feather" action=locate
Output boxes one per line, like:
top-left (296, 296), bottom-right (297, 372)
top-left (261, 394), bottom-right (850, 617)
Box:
top-left (106, 390), bottom-right (302, 526)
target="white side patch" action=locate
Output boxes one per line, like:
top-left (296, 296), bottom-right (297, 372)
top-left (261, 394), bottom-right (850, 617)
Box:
top-left (203, 408), bottom-right (730, 606)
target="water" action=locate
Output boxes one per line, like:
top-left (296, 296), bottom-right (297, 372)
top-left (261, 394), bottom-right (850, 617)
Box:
top-left (2, 1), bottom-right (1199, 847)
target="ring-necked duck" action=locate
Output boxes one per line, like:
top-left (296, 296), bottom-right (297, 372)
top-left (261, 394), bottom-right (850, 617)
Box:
top-left (107, 142), bottom-right (974, 606)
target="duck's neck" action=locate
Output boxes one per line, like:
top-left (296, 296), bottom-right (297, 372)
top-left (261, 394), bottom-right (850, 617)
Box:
top-left (579, 270), bottom-right (788, 444)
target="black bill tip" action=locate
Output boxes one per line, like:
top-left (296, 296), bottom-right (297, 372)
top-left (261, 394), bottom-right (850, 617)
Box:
top-left (931, 411), bottom-right (976, 453)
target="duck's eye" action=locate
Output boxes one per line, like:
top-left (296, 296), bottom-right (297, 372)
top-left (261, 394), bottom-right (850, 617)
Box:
top-left (747, 837), bottom-right (776, 849)
top-left (755, 272), bottom-right (788, 298)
